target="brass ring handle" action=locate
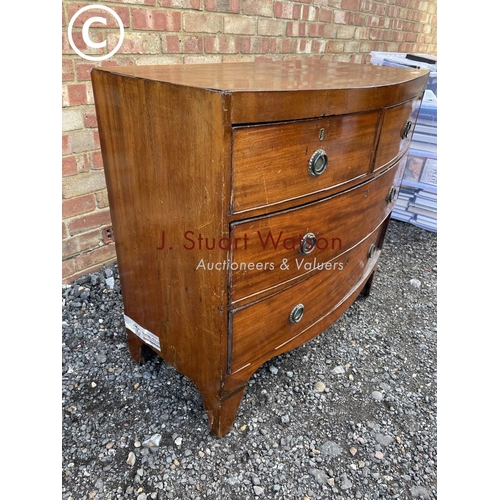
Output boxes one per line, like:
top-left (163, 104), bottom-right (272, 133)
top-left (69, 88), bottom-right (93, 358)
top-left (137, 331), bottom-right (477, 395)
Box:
top-left (386, 185), bottom-right (397, 204)
top-left (308, 149), bottom-right (328, 177)
top-left (299, 232), bottom-right (317, 255)
top-left (289, 304), bottom-right (305, 324)
top-left (368, 244), bottom-right (376, 259)
top-left (401, 120), bottom-right (412, 139)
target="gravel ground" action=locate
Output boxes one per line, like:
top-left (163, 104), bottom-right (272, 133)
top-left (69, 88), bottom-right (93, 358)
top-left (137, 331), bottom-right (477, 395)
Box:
top-left (62, 219), bottom-right (437, 500)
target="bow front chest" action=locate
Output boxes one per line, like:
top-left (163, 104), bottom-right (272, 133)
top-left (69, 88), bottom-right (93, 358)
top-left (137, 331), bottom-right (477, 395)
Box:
top-left (92, 60), bottom-right (428, 437)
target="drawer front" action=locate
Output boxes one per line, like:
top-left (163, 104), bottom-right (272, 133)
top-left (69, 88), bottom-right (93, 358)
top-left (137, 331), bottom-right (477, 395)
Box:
top-left (232, 111), bottom-right (380, 212)
top-left (229, 224), bottom-right (384, 374)
top-left (374, 95), bottom-right (423, 170)
top-left (230, 157), bottom-right (403, 303)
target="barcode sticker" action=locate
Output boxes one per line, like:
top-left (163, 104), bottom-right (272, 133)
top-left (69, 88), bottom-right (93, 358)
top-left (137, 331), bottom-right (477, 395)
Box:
top-left (124, 315), bottom-right (161, 351)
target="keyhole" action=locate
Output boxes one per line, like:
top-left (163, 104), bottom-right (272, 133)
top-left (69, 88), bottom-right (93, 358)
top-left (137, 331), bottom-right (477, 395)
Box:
top-left (319, 128), bottom-right (325, 141)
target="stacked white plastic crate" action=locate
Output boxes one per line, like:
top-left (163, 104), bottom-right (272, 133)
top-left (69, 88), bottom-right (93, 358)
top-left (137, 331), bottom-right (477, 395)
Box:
top-left (370, 52), bottom-right (437, 232)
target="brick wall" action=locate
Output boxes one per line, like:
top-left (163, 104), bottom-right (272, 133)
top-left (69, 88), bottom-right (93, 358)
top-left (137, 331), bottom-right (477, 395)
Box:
top-left (62, 0), bottom-right (437, 284)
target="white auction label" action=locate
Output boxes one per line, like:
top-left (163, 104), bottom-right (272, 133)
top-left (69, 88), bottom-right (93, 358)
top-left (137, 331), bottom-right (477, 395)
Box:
top-left (124, 315), bottom-right (161, 351)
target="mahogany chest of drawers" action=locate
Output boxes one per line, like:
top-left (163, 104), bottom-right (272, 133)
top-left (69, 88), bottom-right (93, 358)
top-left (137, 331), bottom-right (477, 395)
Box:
top-left (91, 60), bottom-right (428, 437)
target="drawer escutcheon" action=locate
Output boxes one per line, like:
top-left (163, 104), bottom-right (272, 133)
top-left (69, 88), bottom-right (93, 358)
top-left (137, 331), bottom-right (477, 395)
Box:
top-left (299, 232), bottom-right (317, 255)
top-left (308, 149), bottom-right (328, 177)
top-left (289, 304), bottom-right (305, 324)
top-left (401, 120), bottom-right (413, 139)
top-left (386, 185), bottom-right (397, 204)
top-left (368, 243), bottom-right (376, 259)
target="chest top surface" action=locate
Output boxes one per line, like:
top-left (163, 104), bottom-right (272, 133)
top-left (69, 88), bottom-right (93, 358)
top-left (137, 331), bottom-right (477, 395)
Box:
top-left (93, 60), bottom-right (429, 123)
top-left (94, 59), bottom-right (428, 91)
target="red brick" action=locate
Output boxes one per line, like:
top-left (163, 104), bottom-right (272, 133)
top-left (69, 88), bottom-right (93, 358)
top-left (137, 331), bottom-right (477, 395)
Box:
top-left (63, 135), bottom-right (71, 156)
top-left (74, 243), bottom-right (117, 273)
top-left (63, 30), bottom-right (105, 56)
top-left (383, 30), bottom-right (394, 41)
top-left (342, 0), bottom-right (360, 10)
top-left (349, 12), bottom-right (366, 26)
top-left (84, 109), bottom-right (98, 128)
top-left (93, 130), bottom-right (101, 149)
top-left (319, 8), bottom-right (333, 23)
top-left (309, 23), bottom-right (325, 38)
top-left (405, 31), bottom-right (418, 42)
top-left (91, 151), bottom-right (104, 169)
top-left (62, 193), bottom-right (97, 219)
top-left (162, 35), bottom-right (203, 54)
top-left (204, 0), bottom-right (240, 12)
top-left (76, 62), bottom-right (95, 81)
top-left (326, 40), bottom-right (344, 53)
top-left (280, 38), bottom-right (297, 53)
top-left (62, 259), bottom-right (76, 282)
top-left (68, 209), bottom-right (111, 235)
top-left (67, 84), bottom-right (88, 106)
top-left (132, 9), bottom-right (181, 31)
top-left (62, 59), bottom-right (74, 82)
top-left (323, 24), bottom-right (337, 39)
top-left (63, 155), bottom-right (78, 177)
top-left (63, 230), bottom-right (102, 259)
top-left (63, 222), bottom-right (68, 239)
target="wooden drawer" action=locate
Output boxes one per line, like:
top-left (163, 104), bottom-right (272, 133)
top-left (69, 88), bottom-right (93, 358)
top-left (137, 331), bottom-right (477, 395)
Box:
top-left (230, 157), bottom-right (404, 303)
top-left (232, 111), bottom-right (380, 213)
top-left (229, 223), bottom-right (385, 374)
top-left (374, 95), bottom-right (423, 170)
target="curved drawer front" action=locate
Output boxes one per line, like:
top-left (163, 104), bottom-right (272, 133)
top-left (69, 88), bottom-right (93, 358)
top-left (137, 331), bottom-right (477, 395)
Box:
top-left (232, 110), bottom-right (380, 213)
top-left (229, 224), bottom-right (384, 374)
top-left (230, 157), bottom-right (403, 303)
top-left (374, 95), bottom-right (423, 171)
